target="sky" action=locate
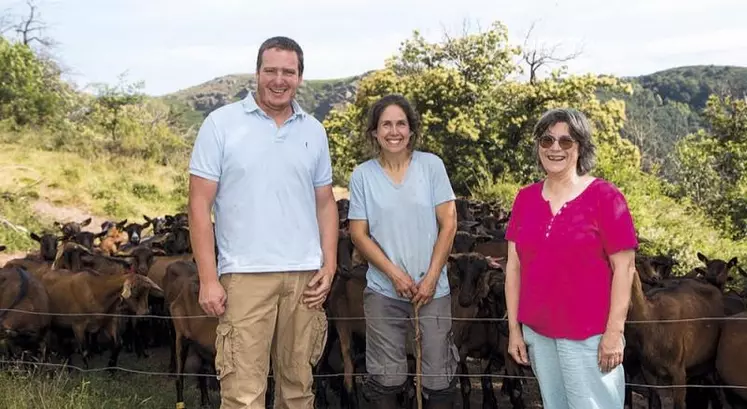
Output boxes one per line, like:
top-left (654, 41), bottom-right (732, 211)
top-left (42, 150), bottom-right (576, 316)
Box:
top-left (2, 0), bottom-right (746, 96)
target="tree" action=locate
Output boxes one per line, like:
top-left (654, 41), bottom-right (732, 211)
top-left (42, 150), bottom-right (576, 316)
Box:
top-left (90, 72), bottom-right (145, 144)
top-left (671, 94), bottom-right (747, 238)
top-left (0, 36), bottom-right (62, 126)
top-left (324, 21), bottom-right (638, 195)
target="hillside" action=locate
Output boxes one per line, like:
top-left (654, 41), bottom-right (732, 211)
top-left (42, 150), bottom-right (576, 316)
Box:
top-left (163, 65), bottom-right (747, 144)
top-left (161, 72), bottom-right (366, 128)
top-left (634, 65), bottom-right (747, 110)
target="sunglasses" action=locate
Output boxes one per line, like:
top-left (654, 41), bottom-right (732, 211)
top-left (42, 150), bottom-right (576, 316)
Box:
top-left (538, 134), bottom-right (575, 150)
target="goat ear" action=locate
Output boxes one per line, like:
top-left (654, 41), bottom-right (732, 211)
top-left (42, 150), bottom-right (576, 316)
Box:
top-left (727, 257), bottom-right (738, 267)
top-left (477, 235), bottom-right (493, 244)
top-left (143, 215), bottom-right (152, 222)
top-left (121, 278), bottom-right (133, 299)
top-left (697, 252), bottom-right (708, 263)
top-left (0, 245), bottom-right (5, 252)
top-left (80, 218), bottom-right (92, 227)
top-left (30, 232), bottom-right (41, 242)
top-left (737, 266), bottom-right (747, 278)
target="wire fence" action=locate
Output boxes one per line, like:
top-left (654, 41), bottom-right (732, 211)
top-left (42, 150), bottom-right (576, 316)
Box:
top-left (1, 308), bottom-right (747, 323)
top-left (1, 308), bottom-right (746, 392)
top-left (1, 359), bottom-right (746, 392)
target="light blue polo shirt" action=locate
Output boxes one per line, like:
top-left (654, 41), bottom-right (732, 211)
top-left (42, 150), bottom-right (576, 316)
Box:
top-left (189, 92), bottom-right (333, 275)
top-left (347, 151), bottom-right (456, 301)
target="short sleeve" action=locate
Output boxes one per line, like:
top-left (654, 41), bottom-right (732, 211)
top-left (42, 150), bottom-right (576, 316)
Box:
top-left (189, 115), bottom-right (223, 182)
top-left (430, 156), bottom-right (456, 206)
top-left (347, 168), bottom-right (367, 220)
top-left (313, 128), bottom-right (333, 187)
top-left (597, 185), bottom-right (638, 255)
top-left (504, 189), bottom-right (524, 243)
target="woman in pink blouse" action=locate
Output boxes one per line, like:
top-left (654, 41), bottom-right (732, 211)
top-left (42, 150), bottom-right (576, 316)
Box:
top-left (504, 108), bottom-right (638, 409)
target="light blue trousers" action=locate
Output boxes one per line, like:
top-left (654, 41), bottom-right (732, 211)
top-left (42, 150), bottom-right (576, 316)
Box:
top-left (522, 325), bottom-right (625, 409)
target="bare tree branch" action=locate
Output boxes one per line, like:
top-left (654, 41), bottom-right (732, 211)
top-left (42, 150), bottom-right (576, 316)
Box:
top-left (520, 20), bottom-right (584, 84)
top-left (13, 0), bottom-right (56, 48)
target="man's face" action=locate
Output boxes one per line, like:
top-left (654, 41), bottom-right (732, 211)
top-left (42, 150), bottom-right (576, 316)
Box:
top-left (256, 47), bottom-right (302, 113)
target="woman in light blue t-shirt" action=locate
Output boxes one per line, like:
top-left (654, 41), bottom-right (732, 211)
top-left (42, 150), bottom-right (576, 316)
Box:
top-left (347, 94), bottom-right (459, 409)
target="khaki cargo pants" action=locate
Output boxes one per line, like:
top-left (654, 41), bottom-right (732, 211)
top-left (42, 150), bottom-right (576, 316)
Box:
top-left (216, 271), bottom-right (328, 409)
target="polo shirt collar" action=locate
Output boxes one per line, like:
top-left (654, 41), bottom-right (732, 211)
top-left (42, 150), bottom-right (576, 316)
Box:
top-left (242, 91), bottom-right (306, 119)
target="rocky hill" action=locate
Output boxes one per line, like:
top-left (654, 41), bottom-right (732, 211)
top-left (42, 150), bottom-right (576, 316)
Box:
top-left (161, 72), bottom-right (367, 126)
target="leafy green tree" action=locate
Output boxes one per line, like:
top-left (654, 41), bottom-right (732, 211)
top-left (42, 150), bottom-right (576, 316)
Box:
top-left (0, 36), bottom-right (62, 126)
top-left (325, 21), bottom-right (638, 195)
top-left (671, 95), bottom-right (747, 237)
top-left (90, 72), bottom-right (145, 144)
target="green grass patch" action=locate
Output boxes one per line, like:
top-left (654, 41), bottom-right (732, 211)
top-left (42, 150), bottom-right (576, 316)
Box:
top-left (0, 140), bottom-right (188, 252)
top-left (0, 348), bottom-right (220, 409)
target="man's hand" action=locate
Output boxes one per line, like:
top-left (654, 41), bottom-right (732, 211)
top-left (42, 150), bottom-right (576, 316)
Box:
top-left (303, 265), bottom-right (336, 309)
top-left (199, 279), bottom-right (227, 317)
top-left (411, 274), bottom-right (437, 309)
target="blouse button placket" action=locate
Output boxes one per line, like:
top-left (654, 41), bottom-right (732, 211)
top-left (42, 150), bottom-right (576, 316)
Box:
top-left (546, 203), bottom-right (567, 238)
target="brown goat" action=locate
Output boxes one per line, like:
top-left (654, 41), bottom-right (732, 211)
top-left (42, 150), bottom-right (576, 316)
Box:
top-left (3, 232), bottom-right (61, 276)
top-left (55, 217), bottom-right (92, 240)
top-left (0, 266), bottom-right (51, 361)
top-left (715, 311), bottom-right (747, 403)
top-left (627, 269), bottom-right (725, 409)
top-left (163, 260), bottom-right (217, 408)
top-left (98, 219), bottom-right (129, 256)
top-left (41, 269), bottom-right (162, 368)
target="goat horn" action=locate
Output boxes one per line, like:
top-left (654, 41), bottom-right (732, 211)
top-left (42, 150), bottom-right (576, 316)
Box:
top-left (140, 275), bottom-right (164, 293)
top-left (121, 277), bottom-right (133, 299)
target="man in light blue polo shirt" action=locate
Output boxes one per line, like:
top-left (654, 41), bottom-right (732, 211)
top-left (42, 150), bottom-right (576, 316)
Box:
top-left (187, 36), bottom-right (338, 409)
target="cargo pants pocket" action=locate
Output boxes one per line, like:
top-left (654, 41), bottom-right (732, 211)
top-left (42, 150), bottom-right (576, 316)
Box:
top-left (308, 311), bottom-right (328, 367)
top-left (215, 323), bottom-right (236, 381)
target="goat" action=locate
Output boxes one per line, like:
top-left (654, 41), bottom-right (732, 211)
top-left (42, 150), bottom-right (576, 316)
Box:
top-left (626, 268), bottom-right (725, 409)
top-left (98, 219), bottom-right (129, 256)
top-left (143, 214), bottom-right (168, 235)
top-left (2, 232), bottom-right (61, 277)
top-left (715, 311), bottom-right (747, 405)
top-left (41, 268), bottom-right (163, 369)
top-left (451, 231), bottom-right (492, 254)
top-left (121, 220), bottom-right (152, 247)
top-left (0, 266), bottom-right (51, 362)
top-left (163, 260), bottom-right (217, 408)
top-left (448, 253), bottom-right (524, 409)
top-left (54, 217), bottom-right (92, 240)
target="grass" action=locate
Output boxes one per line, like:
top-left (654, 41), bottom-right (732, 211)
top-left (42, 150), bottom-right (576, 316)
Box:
top-left (0, 141), bottom-right (187, 252)
top-left (0, 347), bottom-right (220, 409)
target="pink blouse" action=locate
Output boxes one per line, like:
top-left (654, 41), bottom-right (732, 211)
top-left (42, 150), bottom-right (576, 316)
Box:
top-left (504, 178), bottom-right (638, 340)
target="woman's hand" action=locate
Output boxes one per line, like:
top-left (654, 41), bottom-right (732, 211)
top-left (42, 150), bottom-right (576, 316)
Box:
top-left (598, 330), bottom-right (624, 372)
top-left (411, 274), bottom-right (437, 309)
top-left (508, 328), bottom-right (530, 366)
top-left (391, 267), bottom-right (418, 299)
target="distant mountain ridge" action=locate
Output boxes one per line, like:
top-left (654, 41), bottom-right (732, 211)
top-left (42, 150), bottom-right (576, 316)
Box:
top-left (160, 65), bottom-right (747, 137)
top-left (161, 72), bottom-right (367, 125)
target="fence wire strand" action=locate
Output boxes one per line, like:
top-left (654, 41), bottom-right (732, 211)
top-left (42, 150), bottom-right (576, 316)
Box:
top-left (1, 359), bottom-right (746, 391)
top-left (1, 308), bottom-right (746, 323)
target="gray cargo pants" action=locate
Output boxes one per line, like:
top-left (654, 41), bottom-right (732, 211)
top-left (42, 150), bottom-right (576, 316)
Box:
top-left (362, 287), bottom-right (459, 399)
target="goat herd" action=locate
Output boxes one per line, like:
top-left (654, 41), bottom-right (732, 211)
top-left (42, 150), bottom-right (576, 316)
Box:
top-left (0, 198), bottom-right (746, 409)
